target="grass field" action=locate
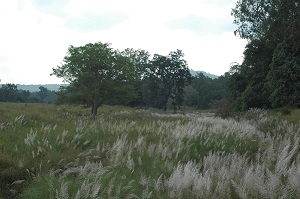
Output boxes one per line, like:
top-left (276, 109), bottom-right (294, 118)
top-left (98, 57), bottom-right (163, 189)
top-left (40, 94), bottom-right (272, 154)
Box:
top-left (0, 103), bottom-right (300, 198)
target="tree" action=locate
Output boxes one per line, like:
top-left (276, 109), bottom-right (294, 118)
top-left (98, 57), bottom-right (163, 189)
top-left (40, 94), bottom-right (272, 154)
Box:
top-left (121, 48), bottom-right (151, 106)
top-left (38, 86), bottom-right (48, 102)
top-left (142, 50), bottom-right (191, 111)
top-left (183, 85), bottom-right (198, 107)
top-left (121, 48), bottom-right (151, 79)
top-left (51, 42), bottom-right (137, 117)
top-left (232, 0), bottom-right (298, 42)
top-left (0, 84), bottom-right (18, 102)
top-left (231, 0), bottom-right (270, 40)
top-left (229, 0), bottom-right (300, 110)
top-left (189, 73), bottom-right (228, 109)
top-left (267, 15), bottom-right (300, 107)
top-left (228, 38), bottom-right (273, 110)
top-left (17, 90), bottom-right (30, 103)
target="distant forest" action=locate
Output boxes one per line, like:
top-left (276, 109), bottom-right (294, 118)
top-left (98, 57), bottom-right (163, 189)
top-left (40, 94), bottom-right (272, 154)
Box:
top-left (0, 84), bottom-right (59, 104)
top-left (16, 84), bottom-right (68, 92)
top-left (0, 70), bottom-right (226, 109)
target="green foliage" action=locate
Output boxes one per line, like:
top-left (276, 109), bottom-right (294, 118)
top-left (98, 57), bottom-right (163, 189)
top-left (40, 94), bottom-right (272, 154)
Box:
top-left (189, 73), bottom-right (229, 109)
top-left (210, 99), bottom-right (232, 118)
top-left (232, 0), bottom-right (298, 42)
top-left (0, 84), bottom-right (57, 103)
top-left (229, 0), bottom-right (300, 110)
top-left (231, 0), bottom-right (269, 40)
top-left (141, 50), bottom-right (192, 111)
top-left (183, 133), bottom-right (260, 163)
top-left (1, 44), bottom-right (225, 112)
top-left (121, 48), bottom-right (151, 106)
top-left (280, 109), bottom-right (300, 124)
top-left (38, 86), bottom-right (48, 102)
top-left (279, 106), bottom-right (292, 116)
top-left (267, 16), bottom-right (300, 108)
top-left (0, 84), bottom-right (19, 102)
top-left (51, 42), bottom-right (137, 116)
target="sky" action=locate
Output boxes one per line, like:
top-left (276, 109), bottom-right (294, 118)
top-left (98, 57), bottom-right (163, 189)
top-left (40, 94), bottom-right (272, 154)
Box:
top-left (0, 0), bottom-right (247, 84)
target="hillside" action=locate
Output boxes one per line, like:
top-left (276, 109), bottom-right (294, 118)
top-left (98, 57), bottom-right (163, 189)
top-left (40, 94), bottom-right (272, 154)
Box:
top-left (16, 84), bottom-right (68, 92)
top-left (190, 69), bottom-right (219, 79)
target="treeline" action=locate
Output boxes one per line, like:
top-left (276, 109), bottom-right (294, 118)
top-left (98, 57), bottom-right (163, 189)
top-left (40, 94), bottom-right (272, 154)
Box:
top-left (50, 41), bottom-right (230, 117)
top-left (184, 73), bottom-right (228, 109)
top-left (121, 49), bottom-right (228, 111)
top-left (0, 74), bottom-right (228, 110)
top-left (0, 84), bottom-right (57, 103)
top-left (227, 0), bottom-right (300, 110)
top-left (134, 71), bottom-right (228, 110)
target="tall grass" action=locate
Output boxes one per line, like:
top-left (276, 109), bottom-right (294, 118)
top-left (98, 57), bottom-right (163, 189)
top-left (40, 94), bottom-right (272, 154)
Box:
top-left (0, 103), bottom-right (300, 198)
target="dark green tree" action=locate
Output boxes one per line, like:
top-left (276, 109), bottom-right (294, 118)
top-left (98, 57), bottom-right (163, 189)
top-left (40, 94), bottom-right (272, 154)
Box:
top-left (0, 84), bottom-right (18, 102)
top-left (144, 50), bottom-right (191, 111)
top-left (228, 39), bottom-right (273, 110)
top-left (38, 86), bottom-right (48, 102)
top-left (267, 15), bottom-right (300, 107)
top-left (17, 90), bottom-right (31, 103)
top-left (51, 42), bottom-right (137, 117)
top-left (183, 85), bottom-right (198, 107)
top-left (121, 48), bottom-right (151, 106)
top-left (191, 73), bottom-right (213, 109)
top-left (229, 0), bottom-right (300, 110)
top-left (190, 73), bottom-right (228, 109)
top-left (232, 0), bottom-right (298, 42)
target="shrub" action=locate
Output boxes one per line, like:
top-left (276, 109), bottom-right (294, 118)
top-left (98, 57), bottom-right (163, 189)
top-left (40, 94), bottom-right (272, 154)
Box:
top-left (210, 99), bottom-right (232, 118)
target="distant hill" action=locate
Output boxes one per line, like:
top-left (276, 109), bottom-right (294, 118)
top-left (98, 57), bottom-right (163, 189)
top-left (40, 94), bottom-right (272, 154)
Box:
top-left (190, 69), bottom-right (219, 79)
top-left (17, 84), bottom-right (68, 92)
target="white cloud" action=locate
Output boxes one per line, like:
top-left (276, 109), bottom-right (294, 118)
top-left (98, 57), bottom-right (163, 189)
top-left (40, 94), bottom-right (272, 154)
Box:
top-left (0, 0), bottom-right (246, 84)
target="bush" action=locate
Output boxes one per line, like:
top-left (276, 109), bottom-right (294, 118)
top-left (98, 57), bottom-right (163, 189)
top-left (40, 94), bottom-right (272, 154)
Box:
top-left (280, 106), bottom-right (292, 115)
top-left (210, 99), bottom-right (232, 118)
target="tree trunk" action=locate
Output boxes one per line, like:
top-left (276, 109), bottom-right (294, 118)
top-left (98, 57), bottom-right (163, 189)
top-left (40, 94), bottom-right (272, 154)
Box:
top-left (91, 100), bottom-right (100, 118)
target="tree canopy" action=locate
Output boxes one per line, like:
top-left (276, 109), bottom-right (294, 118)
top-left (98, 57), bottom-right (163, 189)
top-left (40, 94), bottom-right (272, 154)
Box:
top-left (51, 42), bottom-right (137, 117)
top-left (228, 0), bottom-right (300, 110)
top-left (141, 50), bottom-right (192, 112)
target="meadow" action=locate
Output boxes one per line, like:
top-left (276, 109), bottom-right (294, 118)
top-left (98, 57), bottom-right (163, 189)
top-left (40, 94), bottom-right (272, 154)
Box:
top-left (0, 103), bottom-right (300, 198)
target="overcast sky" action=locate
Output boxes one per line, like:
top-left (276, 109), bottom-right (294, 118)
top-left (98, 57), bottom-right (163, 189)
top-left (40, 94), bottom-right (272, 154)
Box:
top-left (0, 0), bottom-right (247, 84)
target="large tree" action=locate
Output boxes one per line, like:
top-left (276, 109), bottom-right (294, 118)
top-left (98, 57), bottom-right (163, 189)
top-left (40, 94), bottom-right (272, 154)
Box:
top-left (143, 50), bottom-right (192, 111)
top-left (51, 42), bottom-right (137, 117)
top-left (229, 0), bottom-right (300, 109)
top-left (267, 15), bottom-right (300, 107)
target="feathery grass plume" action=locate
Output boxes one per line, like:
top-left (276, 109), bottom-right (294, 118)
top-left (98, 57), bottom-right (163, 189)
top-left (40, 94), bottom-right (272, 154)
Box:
top-left (126, 155), bottom-right (135, 171)
top-left (14, 114), bottom-right (25, 124)
top-left (275, 138), bottom-right (299, 173)
top-left (154, 173), bottom-right (164, 191)
top-left (24, 128), bottom-right (37, 146)
top-left (55, 181), bottom-right (68, 199)
top-left (167, 161), bottom-right (201, 197)
top-left (141, 186), bottom-right (153, 199)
